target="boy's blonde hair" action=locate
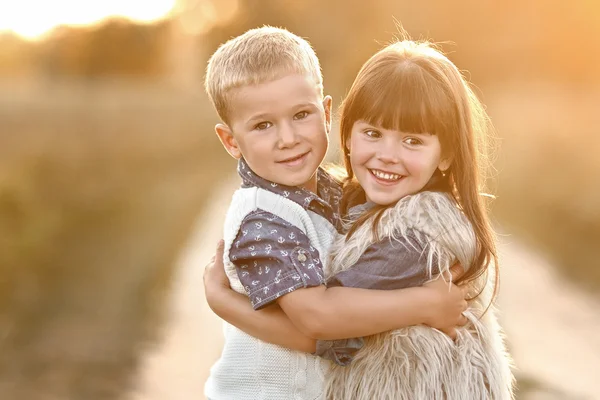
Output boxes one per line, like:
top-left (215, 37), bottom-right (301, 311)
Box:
top-left (204, 26), bottom-right (323, 124)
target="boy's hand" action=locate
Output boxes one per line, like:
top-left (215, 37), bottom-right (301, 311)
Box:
top-left (422, 263), bottom-right (468, 339)
top-left (203, 240), bottom-right (230, 298)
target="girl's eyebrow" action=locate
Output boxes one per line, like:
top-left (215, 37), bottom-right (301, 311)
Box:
top-left (355, 120), bottom-right (377, 128)
top-left (404, 131), bottom-right (433, 137)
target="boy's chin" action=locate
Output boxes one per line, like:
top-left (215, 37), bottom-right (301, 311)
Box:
top-left (272, 173), bottom-right (314, 189)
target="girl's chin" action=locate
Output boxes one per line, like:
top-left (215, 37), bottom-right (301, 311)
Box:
top-left (365, 192), bottom-right (404, 206)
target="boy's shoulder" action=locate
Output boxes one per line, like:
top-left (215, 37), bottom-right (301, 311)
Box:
top-left (225, 186), bottom-right (310, 232)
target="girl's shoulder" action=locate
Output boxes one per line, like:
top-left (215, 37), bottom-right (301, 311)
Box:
top-left (387, 191), bottom-right (472, 239)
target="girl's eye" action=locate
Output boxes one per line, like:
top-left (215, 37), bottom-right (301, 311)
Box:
top-left (364, 129), bottom-right (382, 139)
top-left (404, 137), bottom-right (423, 146)
top-left (294, 111), bottom-right (309, 120)
top-left (255, 121), bottom-right (272, 131)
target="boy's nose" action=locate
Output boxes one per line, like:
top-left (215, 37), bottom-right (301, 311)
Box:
top-left (277, 124), bottom-right (299, 149)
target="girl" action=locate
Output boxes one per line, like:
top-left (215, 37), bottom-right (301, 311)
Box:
top-left (205, 38), bottom-right (514, 399)
top-left (322, 39), bottom-right (514, 399)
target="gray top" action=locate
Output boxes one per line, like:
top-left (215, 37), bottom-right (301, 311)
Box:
top-left (313, 202), bottom-right (433, 365)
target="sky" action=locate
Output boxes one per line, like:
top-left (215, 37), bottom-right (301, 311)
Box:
top-left (0, 0), bottom-right (177, 40)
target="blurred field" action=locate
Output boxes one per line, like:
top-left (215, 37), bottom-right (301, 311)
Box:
top-left (488, 82), bottom-right (600, 292)
top-left (1, 79), bottom-right (599, 399)
top-left (0, 80), bottom-right (231, 399)
top-left (1, 1), bottom-right (600, 397)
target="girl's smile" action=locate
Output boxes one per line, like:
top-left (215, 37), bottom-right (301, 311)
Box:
top-left (369, 168), bottom-right (404, 185)
top-left (349, 120), bottom-right (450, 206)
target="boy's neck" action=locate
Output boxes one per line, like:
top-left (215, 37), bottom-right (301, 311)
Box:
top-left (299, 174), bottom-right (318, 194)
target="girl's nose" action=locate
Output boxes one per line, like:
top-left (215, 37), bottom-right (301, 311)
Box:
top-left (376, 144), bottom-right (401, 164)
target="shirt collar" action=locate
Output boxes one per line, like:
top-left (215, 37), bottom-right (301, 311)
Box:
top-left (237, 158), bottom-right (342, 227)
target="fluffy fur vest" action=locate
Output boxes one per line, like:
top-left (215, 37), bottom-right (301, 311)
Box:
top-left (325, 191), bottom-right (515, 400)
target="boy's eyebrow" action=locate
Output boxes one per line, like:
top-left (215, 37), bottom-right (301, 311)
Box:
top-left (245, 113), bottom-right (272, 125)
top-left (245, 102), bottom-right (319, 125)
top-left (293, 102), bottom-right (319, 109)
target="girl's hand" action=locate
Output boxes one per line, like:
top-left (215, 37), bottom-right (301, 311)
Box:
top-left (421, 263), bottom-right (468, 339)
top-left (203, 240), bottom-right (231, 305)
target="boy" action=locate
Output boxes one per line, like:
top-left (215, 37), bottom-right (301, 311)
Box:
top-left (203, 26), bottom-right (467, 400)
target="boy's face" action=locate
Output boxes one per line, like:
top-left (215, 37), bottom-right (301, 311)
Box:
top-left (216, 74), bottom-right (331, 193)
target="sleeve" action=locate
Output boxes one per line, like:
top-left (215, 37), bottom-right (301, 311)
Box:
top-left (314, 338), bottom-right (365, 366)
top-left (230, 209), bottom-right (325, 310)
top-left (327, 233), bottom-right (431, 290)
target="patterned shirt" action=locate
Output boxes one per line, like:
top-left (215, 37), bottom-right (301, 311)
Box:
top-left (327, 201), bottom-right (433, 290)
top-left (231, 158), bottom-right (343, 310)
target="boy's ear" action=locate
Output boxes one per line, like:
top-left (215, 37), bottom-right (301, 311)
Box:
top-left (215, 124), bottom-right (242, 159)
top-left (322, 95), bottom-right (333, 133)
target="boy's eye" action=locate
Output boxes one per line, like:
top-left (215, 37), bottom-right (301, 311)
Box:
top-left (364, 129), bottom-right (382, 139)
top-left (404, 137), bottom-right (423, 146)
top-left (294, 111), bottom-right (309, 120)
top-left (255, 121), bottom-right (272, 131)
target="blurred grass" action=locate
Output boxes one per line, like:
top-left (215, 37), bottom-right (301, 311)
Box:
top-left (0, 80), bottom-right (231, 399)
top-left (1, 79), bottom-right (598, 399)
top-left (489, 83), bottom-right (600, 292)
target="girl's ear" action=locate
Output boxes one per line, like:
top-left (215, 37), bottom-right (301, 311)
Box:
top-left (438, 157), bottom-right (452, 173)
top-left (215, 124), bottom-right (242, 159)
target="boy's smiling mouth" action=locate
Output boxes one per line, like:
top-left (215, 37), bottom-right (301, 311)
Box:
top-left (277, 151), bottom-right (311, 167)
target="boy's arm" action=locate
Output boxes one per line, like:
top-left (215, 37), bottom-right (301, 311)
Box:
top-left (204, 241), bottom-right (316, 353)
top-left (276, 279), bottom-right (465, 340)
top-left (324, 233), bottom-right (464, 340)
top-left (224, 212), bottom-right (466, 341)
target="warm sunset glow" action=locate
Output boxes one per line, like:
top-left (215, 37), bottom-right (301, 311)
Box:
top-left (0, 0), bottom-right (177, 40)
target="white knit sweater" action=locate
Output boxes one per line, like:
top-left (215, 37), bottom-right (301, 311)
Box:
top-left (205, 187), bottom-right (338, 400)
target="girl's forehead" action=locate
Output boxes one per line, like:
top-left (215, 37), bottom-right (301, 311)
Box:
top-left (352, 119), bottom-right (434, 136)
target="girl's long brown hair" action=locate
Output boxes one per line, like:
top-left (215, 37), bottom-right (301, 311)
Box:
top-left (340, 39), bottom-right (498, 297)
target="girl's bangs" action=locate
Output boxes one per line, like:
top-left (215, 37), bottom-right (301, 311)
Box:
top-left (349, 63), bottom-right (454, 137)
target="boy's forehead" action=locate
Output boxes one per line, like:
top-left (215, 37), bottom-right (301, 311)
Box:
top-left (227, 74), bottom-right (324, 121)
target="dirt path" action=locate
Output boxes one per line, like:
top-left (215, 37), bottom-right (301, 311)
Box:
top-left (130, 176), bottom-right (238, 400)
top-left (498, 239), bottom-right (600, 399)
top-left (131, 177), bottom-right (600, 400)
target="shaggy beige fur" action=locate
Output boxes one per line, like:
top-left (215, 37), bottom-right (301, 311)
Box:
top-left (325, 192), bottom-right (514, 400)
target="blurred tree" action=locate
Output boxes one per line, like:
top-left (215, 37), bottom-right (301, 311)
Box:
top-left (34, 19), bottom-right (168, 80)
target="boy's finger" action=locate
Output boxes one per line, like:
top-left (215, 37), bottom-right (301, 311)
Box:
top-left (211, 240), bottom-right (226, 269)
top-left (216, 239), bottom-right (225, 254)
top-left (205, 241), bottom-right (224, 269)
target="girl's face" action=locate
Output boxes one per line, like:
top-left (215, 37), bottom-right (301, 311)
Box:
top-left (348, 120), bottom-right (450, 206)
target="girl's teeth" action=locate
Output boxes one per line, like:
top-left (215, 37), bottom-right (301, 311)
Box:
top-left (372, 170), bottom-right (400, 180)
